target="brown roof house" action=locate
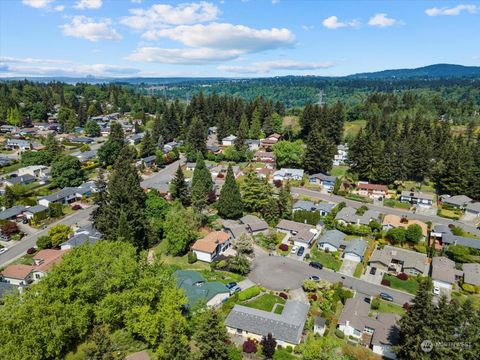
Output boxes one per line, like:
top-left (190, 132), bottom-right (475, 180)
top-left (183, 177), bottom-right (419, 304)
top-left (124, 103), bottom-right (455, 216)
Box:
top-left (382, 214), bottom-right (428, 240)
top-left (356, 183), bottom-right (389, 200)
top-left (191, 231), bottom-right (231, 263)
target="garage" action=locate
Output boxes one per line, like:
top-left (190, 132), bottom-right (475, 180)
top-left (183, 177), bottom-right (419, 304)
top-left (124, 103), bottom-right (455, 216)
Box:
top-left (343, 252), bottom-right (362, 262)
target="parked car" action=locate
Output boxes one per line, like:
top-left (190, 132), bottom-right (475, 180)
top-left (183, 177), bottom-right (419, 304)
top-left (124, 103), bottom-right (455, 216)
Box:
top-left (26, 247), bottom-right (36, 255)
top-left (309, 261), bottom-right (323, 269)
top-left (22, 218), bottom-right (28, 224)
top-left (364, 296), bottom-right (372, 304)
top-left (297, 246), bottom-right (305, 257)
top-left (380, 292), bottom-right (394, 302)
top-left (432, 286), bottom-right (441, 296)
top-left (226, 282), bottom-right (241, 294)
top-left (0, 247), bottom-right (8, 255)
top-left (309, 275), bottom-right (321, 282)
top-left (291, 245), bottom-right (298, 254)
top-left (370, 267), bottom-right (377, 275)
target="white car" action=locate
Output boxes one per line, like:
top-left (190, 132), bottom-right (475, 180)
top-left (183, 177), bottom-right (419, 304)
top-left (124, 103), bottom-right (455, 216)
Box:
top-left (433, 286), bottom-right (441, 295)
top-left (291, 245), bottom-right (298, 254)
top-left (0, 247), bottom-right (8, 255)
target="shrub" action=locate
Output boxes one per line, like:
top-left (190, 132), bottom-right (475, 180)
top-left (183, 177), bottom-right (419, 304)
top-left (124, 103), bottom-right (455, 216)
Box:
top-left (397, 272), bottom-right (408, 281)
top-left (71, 204), bottom-right (82, 210)
top-left (2, 221), bottom-right (19, 236)
top-left (462, 283), bottom-right (476, 294)
top-left (286, 346), bottom-right (293, 353)
top-left (243, 340), bottom-right (257, 354)
top-left (216, 260), bottom-right (229, 269)
top-left (279, 292), bottom-right (288, 300)
top-left (403, 302), bottom-right (410, 310)
top-left (279, 243), bottom-right (288, 251)
top-left (371, 298), bottom-right (380, 310)
top-left (335, 329), bottom-right (345, 339)
top-left (381, 279), bottom-right (391, 286)
top-left (238, 286), bottom-right (261, 301)
top-left (26, 247), bottom-right (36, 255)
top-left (187, 251), bottom-right (197, 264)
top-left (309, 294), bottom-right (318, 301)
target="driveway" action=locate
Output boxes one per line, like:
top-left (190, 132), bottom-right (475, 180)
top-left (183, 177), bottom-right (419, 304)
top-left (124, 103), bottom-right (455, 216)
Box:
top-left (339, 259), bottom-right (357, 276)
top-left (141, 158), bottom-right (183, 190)
top-left (248, 255), bottom-right (413, 305)
top-left (361, 266), bottom-right (384, 284)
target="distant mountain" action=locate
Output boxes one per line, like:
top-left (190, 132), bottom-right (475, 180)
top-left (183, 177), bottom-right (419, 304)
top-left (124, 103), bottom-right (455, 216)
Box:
top-left (347, 64), bottom-right (480, 79)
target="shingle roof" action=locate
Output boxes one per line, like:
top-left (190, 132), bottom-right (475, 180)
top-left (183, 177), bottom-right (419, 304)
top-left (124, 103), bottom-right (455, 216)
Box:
top-left (431, 256), bottom-right (456, 284)
top-left (240, 215), bottom-right (268, 232)
top-left (24, 205), bottom-right (48, 214)
top-left (0, 205), bottom-right (26, 220)
top-left (225, 300), bottom-right (309, 344)
top-left (462, 263), bottom-right (480, 286)
top-left (400, 191), bottom-right (434, 201)
top-left (310, 173), bottom-right (337, 182)
top-left (192, 231), bottom-right (230, 254)
top-left (318, 230), bottom-right (347, 248)
top-left (466, 202), bottom-right (480, 213)
top-left (344, 238), bottom-right (367, 257)
top-left (335, 207), bottom-right (380, 226)
top-left (442, 233), bottom-right (480, 250)
top-left (1, 264), bottom-right (33, 280)
top-left (291, 229), bottom-right (316, 245)
top-left (4, 174), bottom-right (35, 185)
top-left (276, 219), bottom-right (314, 233)
top-left (40, 187), bottom-right (77, 202)
top-left (369, 245), bottom-right (427, 272)
top-left (443, 195), bottom-right (472, 207)
top-left (174, 270), bottom-right (229, 307)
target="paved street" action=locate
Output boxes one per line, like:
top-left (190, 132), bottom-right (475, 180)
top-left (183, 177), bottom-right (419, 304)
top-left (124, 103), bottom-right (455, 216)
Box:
top-left (141, 158), bottom-right (183, 190)
top-left (249, 255), bottom-right (414, 306)
top-left (292, 187), bottom-right (480, 236)
top-left (0, 207), bottom-right (94, 268)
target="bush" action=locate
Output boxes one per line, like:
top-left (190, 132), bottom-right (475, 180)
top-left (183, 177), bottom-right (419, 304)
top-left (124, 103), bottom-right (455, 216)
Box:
top-left (279, 243), bottom-right (288, 251)
top-left (403, 302), bottom-right (410, 310)
top-left (217, 260), bottom-right (229, 269)
top-left (371, 298), bottom-right (380, 310)
top-left (335, 329), bottom-right (345, 339)
top-left (309, 294), bottom-right (318, 301)
top-left (397, 272), bottom-right (408, 281)
top-left (462, 283), bottom-right (476, 294)
top-left (381, 279), bottom-right (391, 286)
top-left (71, 204), bottom-right (82, 210)
top-left (187, 251), bottom-right (197, 264)
top-left (243, 340), bottom-right (257, 354)
top-left (26, 247), bottom-right (36, 255)
top-left (286, 346), bottom-right (293, 353)
top-left (1, 221), bottom-right (19, 236)
top-left (279, 292), bottom-right (288, 300)
top-left (238, 286), bottom-right (261, 301)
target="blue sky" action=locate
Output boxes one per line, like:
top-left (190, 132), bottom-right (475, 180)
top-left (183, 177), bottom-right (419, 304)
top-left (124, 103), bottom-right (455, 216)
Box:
top-left (1, 0), bottom-right (479, 78)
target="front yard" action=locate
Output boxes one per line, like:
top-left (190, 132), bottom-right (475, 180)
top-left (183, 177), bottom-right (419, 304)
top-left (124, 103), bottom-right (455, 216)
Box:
top-left (382, 274), bottom-right (419, 294)
top-left (371, 299), bottom-right (406, 316)
top-left (309, 248), bottom-right (342, 271)
top-left (243, 293), bottom-right (286, 313)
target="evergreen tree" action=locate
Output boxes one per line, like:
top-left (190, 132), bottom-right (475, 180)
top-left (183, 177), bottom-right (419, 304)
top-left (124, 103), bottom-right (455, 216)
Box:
top-left (278, 182), bottom-right (292, 220)
top-left (98, 122), bottom-right (125, 166)
top-left (91, 169), bottom-right (108, 230)
top-left (241, 171), bottom-right (272, 213)
top-left (164, 202), bottom-right (198, 255)
top-left (217, 165), bottom-right (243, 219)
top-left (304, 128), bottom-right (336, 174)
top-left (235, 114), bottom-right (249, 152)
top-left (84, 120), bottom-right (101, 137)
top-left (194, 309), bottom-right (230, 360)
top-left (249, 108), bottom-right (262, 139)
top-left (191, 153), bottom-right (212, 210)
top-left (263, 197), bottom-right (280, 226)
top-left (187, 117), bottom-right (207, 155)
top-left (140, 131), bottom-right (156, 157)
top-left (44, 133), bottom-right (62, 160)
top-left (51, 155), bottom-right (85, 188)
top-left (170, 166), bottom-right (190, 206)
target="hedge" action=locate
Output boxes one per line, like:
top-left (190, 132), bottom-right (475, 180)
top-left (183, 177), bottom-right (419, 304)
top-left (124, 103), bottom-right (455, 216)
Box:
top-left (238, 285), bottom-right (262, 301)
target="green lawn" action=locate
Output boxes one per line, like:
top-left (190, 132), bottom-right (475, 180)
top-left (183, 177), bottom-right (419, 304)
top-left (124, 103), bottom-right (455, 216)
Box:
top-left (274, 304), bottom-right (284, 314)
top-left (353, 263), bottom-right (364, 278)
top-left (243, 293), bottom-right (286, 312)
top-left (201, 269), bottom-right (245, 284)
top-left (438, 208), bottom-right (461, 220)
top-left (331, 165), bottom-right (349, 177)
top-left (344, 119), bottom-right (366, 138)
top-left (373, 300), bottom-right (406, 316)
top-left (0, 162), bottom-right (23, 174)
top-left (383, 274), bottom-right (419, 294)
top-left (309, 248), bottom-right (342, 271)
top-left (383, 199), bottom-right (411, 209)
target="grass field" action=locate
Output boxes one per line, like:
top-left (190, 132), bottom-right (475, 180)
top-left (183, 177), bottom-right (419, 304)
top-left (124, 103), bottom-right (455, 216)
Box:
top-left (374, 300), bottom-right (406, 316)
top-left (344, 120), bottom-right (366, 139)
top-left (243, 293), bottom-right (286, 312)
top-left (383, 274), bottom-right (419, 294)
top-left (309, 248), bottom-right (342, 271)
top-left (331, 165), bottom-right (349, 177)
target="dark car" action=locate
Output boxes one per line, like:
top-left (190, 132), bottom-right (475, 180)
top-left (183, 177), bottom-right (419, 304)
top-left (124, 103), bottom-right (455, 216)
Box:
top-left (226, 282), bottom-right (237, 289)
top-left (297, 246), bottom-right (305, 257)
top-left (226, 282), bottom-right (240, 294)
top-left (364, 296), bottom-right (372, 304)
top-left (380, 292), bottom-right (394, 302)
top-left (370, 267), bottom-right (377, 275)
top-left (309, 261), bottom-right (323, 269)
top-left (309, 275), bottom-right (321, 282)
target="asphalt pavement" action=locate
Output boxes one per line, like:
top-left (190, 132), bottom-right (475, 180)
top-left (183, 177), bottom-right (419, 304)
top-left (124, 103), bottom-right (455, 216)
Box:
top-left (249, 255), bottom-right (414, 306)
top-left (292, 187), bottom-right (480, 236)
top-left (0, 206), bottom-right (94, 268)
top-left (141, 158), bottom-right (183, 190)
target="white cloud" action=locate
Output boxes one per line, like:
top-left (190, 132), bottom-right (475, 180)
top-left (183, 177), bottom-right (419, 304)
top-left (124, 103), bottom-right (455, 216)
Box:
top-left (61, 16), bottom-right (122, 42)
top-left (302, 25), bottom-right (314, 31)
top-left (121, 1), bottom-right (219, 30)
top-left (368, 13), bottom-right (397, 27)
top-left (144, 23), bottom-right (295, 52)
top-left (322, 16), bottom-right (360, 29)
top-left (218, 59), bottom-right (334, 74)
top-left (22, 0), bottom-right (54, 8)
top-left (0, 56), bottom-right (71, 64)
top-left (425, 4), bottom-right (477, 16)
top-left (54, 5), bottom-right (64, 11)
top-left (74, 0), bottom-right (103, 10)
top-left (127, 47), bottom-right (244, 64)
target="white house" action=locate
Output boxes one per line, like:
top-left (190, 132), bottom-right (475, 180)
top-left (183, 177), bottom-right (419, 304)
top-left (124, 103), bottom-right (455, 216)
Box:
top-left (222, 135), bottom-right (237, 146)
top-left (333, 144), bottom-right (349, 166)
top-left (191, 231), bottom-right (231, 263)
top-left (273, 168), bottom-right (304, 182)
top-left (17, 165), bottom-right (49, 179)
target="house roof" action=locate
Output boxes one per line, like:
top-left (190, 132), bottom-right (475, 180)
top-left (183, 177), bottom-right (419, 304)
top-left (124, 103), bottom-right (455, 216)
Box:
top-left (61, 224), bottom-right (102, 248)
top-left (254, 151), bottom-right (276, 158)
top-left (400, 191), bottom-right (434, 201)
top-left (291, 229), bottom-right (316, 245)
top-left (442, 233), bottom-right (480, 250)
top-left (369, 245), bottom-right (427, 272)
top-left (273, 168), bottom-right (304, 178)
top-left (466, 202), bottom-right (480, 213)
top-left (462, 263), bottom-right (480, 286)
top-left (40, 187), bottom-right (77, 202)
top-left (24, 204), bottom-right (48, 214)
top-left (443, 195), bottom-right (472, 207)
top-left (314, 316), bottom-right (327, 328)
top-left (338, 297), bottom-right (370, 330)
top-left (276, 219), bottom-right (314, 233)
top-left (1, 264), bottom-right (33, 280)
top-left (371, 313), bottom-right (400, 347)
top-left (0, 205), bottom-right (26, 220)
top-left (223, 223), bottom-right (248, 239)
top-left (335, 206), bottom-right (380, 226)
top-left (4, 174), bottom-right (35, 185)
top-left (225, 300), bottom-right (309, 345)
top-left (357, 183), bottom-right (388, 192)
top-left (192, 231), bottom-right (230, 254)
top-left (318, 230), bottom-right (347, 248)
top-left (222, 135), bottom-right (237, 141)
top-left (309, 173), bottom-right (337, 183)
top-left (344, 238), bottom-right (367, 257)
top-left (382, 214), bottom-right (428, 237)
top-left (174, 270), bottom-right (229, 307)
top-left (75, 150), bottom-right (97, 161)
top-left (33, 249), bottom-right (68, 272)
top-left (431, 256), bottom-right (456, 284)
top-left (240, 215), bottom-right (268, 232)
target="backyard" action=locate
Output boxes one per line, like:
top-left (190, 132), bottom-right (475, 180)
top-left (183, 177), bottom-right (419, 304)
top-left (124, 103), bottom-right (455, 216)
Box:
top-left (309, 248), bottom-right (342, 271)
top-left (383, 274), bottom-right (419, 294)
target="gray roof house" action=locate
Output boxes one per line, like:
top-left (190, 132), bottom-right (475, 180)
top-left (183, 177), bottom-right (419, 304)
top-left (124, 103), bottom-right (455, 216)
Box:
top-left (292, 200), bottom-right (335, 216)
top-left (23, 204), bottom-right (48, 219)
top-left (335, 206), bottom-right (381, 226)
top-left (344, 238), bottom-right (367, 260)
top-left (276, 219), bottom-right (315, 234)
top-left (430, 256), bottom-right (461, 287)
top-left (290, 229), bottom-right (317, 246)
top-left (0, 205), bottom-right (26, 221)
top-left (317, 230), bottom-right (347, 250)
top-left (442, 195), bottom-right (472, 208)
top-left (3, 174), bottom-right (36, 187)
top-left (368, 245), bottom-right (428, 275)
top-left (60, 224), bottom-right (102, 250)
top-left (317, 230), bottom-right (366, 261)
top-left (273, 168), bottom-right (304, 181)
top-left (462, 263), bottom-right (480, 286)
top-left (465, 202), bottom-right (480, 216)
top-left (225, 300), bottom-right (310, 346)
top-left (75, 150), bottom-right (97, 163)
top-left (240, 215), bottom-right (269, 234)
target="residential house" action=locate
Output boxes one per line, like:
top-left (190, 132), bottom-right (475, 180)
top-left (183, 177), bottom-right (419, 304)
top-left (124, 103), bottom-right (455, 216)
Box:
top-left (335, 206), bottom-right (381, 226)
top-left (381, 214), bottom-right (428, 240)
top-left (254, 166), bottom-right (272, 180)
top-left (317, 230), bottom-right (366, 262)
top-left (225, 300), bottom-right (310, 347)
top-left (137, 155), bottom-right (156, 168)
top-left (246, 139), bottom-right (260, 151)
top-left (191, 231), bottom-right (231, 263)
top-left (210, 165), bottom-right (241, 179)
top-left (293, 200), bottom-right (336, 217)
top-left (222, 221), bottom-right (249, 240)
top-left (17, 165), bottom-right (49, 179)
top-left (442, 195), bottom-right (472, 209)
top-left (368, 245), bottom-right (428, 276)
top-left (0, 125), bottom-right (19, 133)
top-left (430, 224), bottom-right (480, 251)
top-left (276, 219), bottom-right (319, 247)
top-left (222, 135), bottom-right (237, 146)
top-left (313, 316), bottom-right (327, 336)
top-left (337, 298), bottom-right (399, 360)
top-left (185, 162), bottom-right (196, 171)
top-left (239, 215), bottom-right (269, 235)
top-left (3, 174), bottom-right (36, 187)
top-left (207, 145), bottom-right (221, 155)
top-left (261, 133), bottom-right (282, 150)
top-left (70, 136), bottom-right (94, 144)
top-left (253, 151), bottom-right (276, 165)
top-left (333, 144), bottom-right (349, 166)
top-left (465, 202), bottom-right (480, 217)
top-left (75, 150), bottom-right (97, 163)
top-left (0, 205), bottom-right (26, 221)
top-left (174, 270), bottom-right (230, 307)
top-left (357, 183), bottom-right (389, 200)
top-left (6, 139), bottom-right (32, 152)
top-left (127, 132), bottom-right (145, 146)
top-left (208, 126), bottom-right (217, 135)
top-left (38, 182), bottom-right (96, 207)
top-left (23, 204), bottom-right (48, 220)
top-left (273, 168), bottom-right (304, 182)
top-left (430, 256), bottom-right (463, 291)
top-left (462, 263), bottom-right (480, 287)
top-left (309, 173), bottom-right (337, 192)
top-left (1, 265), bottom-right (34, 285)
top-left (60, 224), bottom-right (102, 250)
top-left (0, 156), bottom-right (13, 167)
top-left (399, 191), bottom-right (434, 208)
